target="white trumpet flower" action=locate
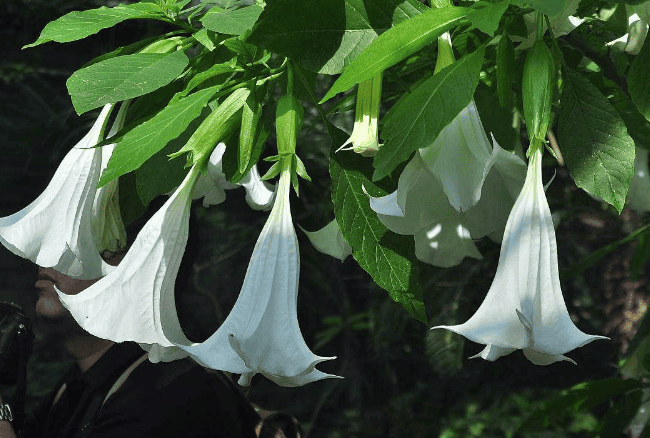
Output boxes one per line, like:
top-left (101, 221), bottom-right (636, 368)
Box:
top-left (433, 148), bottom-right (607, 364)
top-left (0, 104), bottom-right (116, 279)
top-left (420, 101), bottom-right (501, 212)
top-left (57, 164), bottom-right (202, 360)
top-left (181, 163), bottom-right (339, 386)
top-left (627, 147), bottom-right (650, 213)
top-left (369, 141), bottom-right (525, 267)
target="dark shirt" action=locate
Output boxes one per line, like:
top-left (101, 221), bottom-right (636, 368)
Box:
top-left (20, 342), bottom-right (257, 438)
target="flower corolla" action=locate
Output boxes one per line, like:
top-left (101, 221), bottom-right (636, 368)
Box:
top-left (57, 163), bottom-right (202, 361)
top-left (433, 148), bottom-right (607, 364)
top-left (368, 103), bottom-right (526, 267)
top-left (182, 164), bottom-right (339, 386)
top-left (337, 74), bottom-right (382, 157)
top-left (0, 104), bottom-right (116, 279)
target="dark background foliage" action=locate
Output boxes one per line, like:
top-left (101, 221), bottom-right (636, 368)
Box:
top-left (1, 1), bottom-right (648, 436)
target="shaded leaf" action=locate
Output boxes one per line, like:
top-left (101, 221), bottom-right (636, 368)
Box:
top-left (629, 35), bottom-right (650, 122)
top-left (559, 67), bottom-right (635, 212)
top-left (249, 0), bottom-right (425, 75)
top-left (330, 130), bottom-right (426, 323)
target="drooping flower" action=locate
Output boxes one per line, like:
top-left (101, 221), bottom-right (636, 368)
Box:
top-left (627, 147), bottom-right (650, 213)
top-left (0, 104), bottom-right (116, 279)
top-left (92, 102), bottom-right (128, 253)
top-left (301, 219), bottom-right (352, 261)
top-left (58, 158), bottom-right (338, 386)
top-left (421, 100), bottom-right (513, 212)
top-left (337, 74), bottom-right (382, 157)
top-left (181, 162), bottom-right (339, 386)
top-left (57, 163), bottom-right (202, 361)
top-left (369, 153), bottom-right (483, 268)
top-left (369, 138), bottom-right (526, 267)
top-left (433, 147), bottom-right (607, 364)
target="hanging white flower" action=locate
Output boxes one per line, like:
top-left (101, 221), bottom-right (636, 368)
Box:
top-left (57, 164), bottom-right (202, 358)
top-left (433, 147), bottom-right (607, 364)
top-left (182, 163), bottom-right (339, 386)
top-left (0, 104), bottom-right (116, 279)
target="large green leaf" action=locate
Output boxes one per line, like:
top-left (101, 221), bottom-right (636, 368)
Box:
top-left (99, 86), bottom-right (219, 187)
top-left (373, 47), bottom-right (485, 180)
top-left (559, 67), bottom-right (635, 213)
top-left (248, 0), bottom-right (425, 75)
top-left (201, 5), bottom-right (264, 35)
top-left (629, 36), bottom-right (650, 122)
top-left (330, 131), bottom-right (426, 324)
top-left (67, 51), bottom-right (189, 114)
top-left (321, 6), bottom-right (468, 102)
top-left (24, 2), bottom-right (163, 48)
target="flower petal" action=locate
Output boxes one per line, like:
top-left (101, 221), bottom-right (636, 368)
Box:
top-left (420, 101), bottom-right (495, 212)
top-left (301, 219), bottom-right (352, 261)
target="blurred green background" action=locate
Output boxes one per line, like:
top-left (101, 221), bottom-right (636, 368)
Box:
top-left (1, 1), bottom-right (649, 437)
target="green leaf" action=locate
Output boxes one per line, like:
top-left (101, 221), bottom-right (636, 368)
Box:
top-left (24, 2), bottom-right (163, 48)
top-left (467, 0), bottom-right (510, 37)
top-left (99, 86), bottom-right (219, 186)
top-left (321, 6), bottom-right (468, 101)
top-left (67, 51), bottom-right (189, 114)
top-left (238, 92), bottom-right (264, 174)
top-left (373, 47), bottom-right (485, 180)
top-left (558, 67), bottom-right (635, 213)
top-left (201, 5), bottom-right (263, 35)
top-left (330, 130), bottom-right (426, 323)
top-left (248, 0), bottom-right (425, 75)
top-left (629, 35), bottom-right (650, 122)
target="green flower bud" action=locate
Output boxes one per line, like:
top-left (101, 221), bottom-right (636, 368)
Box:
top-left (522, 39), bottom-right (555, 145)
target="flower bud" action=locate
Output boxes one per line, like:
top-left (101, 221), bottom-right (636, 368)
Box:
top-left (522, 39), bottom-right (555, 144)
